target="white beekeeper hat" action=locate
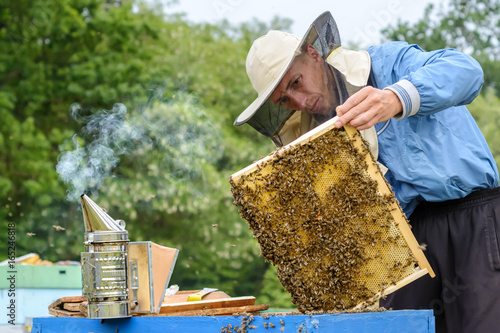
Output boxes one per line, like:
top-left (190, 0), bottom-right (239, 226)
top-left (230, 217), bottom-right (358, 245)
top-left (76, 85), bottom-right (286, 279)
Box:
top-left (234, 11), bottom-right (349, 146)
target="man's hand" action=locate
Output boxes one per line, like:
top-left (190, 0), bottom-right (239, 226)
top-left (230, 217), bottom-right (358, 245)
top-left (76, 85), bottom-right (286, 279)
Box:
top-left (334, 86), bottom-right (403, 130)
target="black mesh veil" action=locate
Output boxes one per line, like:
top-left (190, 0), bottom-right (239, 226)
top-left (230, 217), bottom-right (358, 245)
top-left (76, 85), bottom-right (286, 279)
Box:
top-left (245, 100), bottom-right (297, 147)
top-left (245, 12), bottom-right (350, 147)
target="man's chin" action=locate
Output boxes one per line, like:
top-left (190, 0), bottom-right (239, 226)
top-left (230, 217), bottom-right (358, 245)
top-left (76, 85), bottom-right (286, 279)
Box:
top-left (303, 106), bottom-right (327, 116)
top-left (301, 103), bottom-right (333, 117)
top-left (316, 107), bottom-right (335, 117)
top-left (312, 110), bottom-right (336, 125)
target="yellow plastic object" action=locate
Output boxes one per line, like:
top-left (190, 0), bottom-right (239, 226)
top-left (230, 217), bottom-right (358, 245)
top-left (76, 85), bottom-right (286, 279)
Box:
top-left (19, 253), bottom-right (40, 265)
top-left (230, 119), bottom-right (434, 312)
top-left (187, 288), bottom-right (218, 302)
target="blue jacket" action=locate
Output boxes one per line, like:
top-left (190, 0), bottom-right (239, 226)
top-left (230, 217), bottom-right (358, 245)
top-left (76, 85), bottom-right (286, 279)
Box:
top-left (366, 42), bottom-right (499, 216)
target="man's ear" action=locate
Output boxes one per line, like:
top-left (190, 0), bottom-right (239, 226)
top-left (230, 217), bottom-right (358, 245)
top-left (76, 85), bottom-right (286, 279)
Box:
top-left (305, 44), bottom-right (322, 62)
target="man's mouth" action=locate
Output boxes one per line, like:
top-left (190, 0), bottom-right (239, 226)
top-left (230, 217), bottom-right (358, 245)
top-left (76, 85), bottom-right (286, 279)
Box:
top-left (310, 98), bottom-right (320, 114)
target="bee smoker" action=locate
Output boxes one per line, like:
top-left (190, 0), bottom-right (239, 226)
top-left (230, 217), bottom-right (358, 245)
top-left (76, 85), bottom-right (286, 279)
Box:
top-left (80, 194), bottom-right (131, 319)
top-left (79, 194), bottom-right (180, 319)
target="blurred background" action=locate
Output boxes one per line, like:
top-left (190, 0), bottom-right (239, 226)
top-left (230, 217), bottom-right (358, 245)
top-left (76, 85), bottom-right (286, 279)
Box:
top-left (0, 0), bottom-right (499, 318)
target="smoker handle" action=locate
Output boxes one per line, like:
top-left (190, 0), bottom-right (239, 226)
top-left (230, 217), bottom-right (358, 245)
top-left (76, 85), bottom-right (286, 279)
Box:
top-left (129, 260), bottom-right (139, 310)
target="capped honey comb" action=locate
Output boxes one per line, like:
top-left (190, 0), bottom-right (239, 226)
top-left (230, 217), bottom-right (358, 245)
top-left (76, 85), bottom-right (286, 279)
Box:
top-left (230, 120), bottom-right (434, 312)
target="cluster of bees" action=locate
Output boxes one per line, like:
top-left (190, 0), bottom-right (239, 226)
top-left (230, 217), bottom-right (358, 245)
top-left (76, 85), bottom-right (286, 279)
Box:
top-left (221, 314), bottom-right (255, 333)
top-left (221, 313), bottom-right (286, 332)
top-left (230, 127), bottom-right (417, 312)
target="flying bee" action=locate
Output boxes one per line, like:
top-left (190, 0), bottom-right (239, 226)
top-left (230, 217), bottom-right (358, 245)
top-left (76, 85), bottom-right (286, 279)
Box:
top-left (418, 243), bottom-right (427, 251)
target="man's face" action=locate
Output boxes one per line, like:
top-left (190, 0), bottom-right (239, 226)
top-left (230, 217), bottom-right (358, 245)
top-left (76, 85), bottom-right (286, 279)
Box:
top-left (270, 45), bottom-right (336, 116)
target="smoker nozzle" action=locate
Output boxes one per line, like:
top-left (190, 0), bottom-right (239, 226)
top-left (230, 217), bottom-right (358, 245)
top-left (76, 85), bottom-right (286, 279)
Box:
top-left (81, 194), bottom-right (126, 232)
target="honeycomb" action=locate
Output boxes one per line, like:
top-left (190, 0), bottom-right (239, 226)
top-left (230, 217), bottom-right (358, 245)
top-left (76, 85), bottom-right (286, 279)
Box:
top-left (230, 125), bottom-right (433, 312)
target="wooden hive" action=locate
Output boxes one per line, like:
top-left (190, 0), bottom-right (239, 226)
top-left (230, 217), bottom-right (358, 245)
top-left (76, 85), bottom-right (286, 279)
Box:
top-left (230, 118), bottom-right (434, 312)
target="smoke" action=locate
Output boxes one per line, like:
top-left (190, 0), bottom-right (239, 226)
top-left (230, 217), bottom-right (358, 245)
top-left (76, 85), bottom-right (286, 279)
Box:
top-left (57, 102), bottom-right (150, 202)
top-left (56, 136), bottom-right (118, 200)
top-left (56, 93), bottom-right (221, 204)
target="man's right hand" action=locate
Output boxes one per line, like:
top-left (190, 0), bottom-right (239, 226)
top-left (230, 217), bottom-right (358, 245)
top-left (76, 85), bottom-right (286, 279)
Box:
top-left (335, 86), bottom-right (403, 130)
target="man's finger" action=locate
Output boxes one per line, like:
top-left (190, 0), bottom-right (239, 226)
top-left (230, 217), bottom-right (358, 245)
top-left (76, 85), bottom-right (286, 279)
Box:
top-left (336, 88), bottom-right (370, 116)
top-left (335, 97), bottom-right (371, 128)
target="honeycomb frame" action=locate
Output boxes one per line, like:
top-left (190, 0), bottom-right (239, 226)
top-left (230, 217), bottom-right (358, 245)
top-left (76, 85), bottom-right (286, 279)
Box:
top-left (230, 118), bottom-right (434, 312)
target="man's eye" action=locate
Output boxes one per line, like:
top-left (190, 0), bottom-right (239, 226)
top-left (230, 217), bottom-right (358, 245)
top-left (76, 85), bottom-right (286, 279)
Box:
top-left (279, 97), bottom-right (289, 106)
top-left (292, 77), bottom-right (300, 86)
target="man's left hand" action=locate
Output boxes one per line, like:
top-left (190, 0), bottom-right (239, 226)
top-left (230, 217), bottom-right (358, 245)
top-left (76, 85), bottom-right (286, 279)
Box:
top-left (334, 86), bottom-right (402, 130)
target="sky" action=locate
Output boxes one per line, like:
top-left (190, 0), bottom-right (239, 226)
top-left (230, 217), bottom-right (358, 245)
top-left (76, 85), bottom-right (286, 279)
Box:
top-left (163, 0), bottom-right (449, 48)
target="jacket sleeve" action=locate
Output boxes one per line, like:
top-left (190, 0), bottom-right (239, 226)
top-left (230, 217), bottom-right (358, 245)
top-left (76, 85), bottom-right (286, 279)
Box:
top-left (367, 42), bottom-right (484, 118)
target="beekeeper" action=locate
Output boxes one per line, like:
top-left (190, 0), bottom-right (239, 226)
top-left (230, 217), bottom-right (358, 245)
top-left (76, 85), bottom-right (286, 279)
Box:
top-left (234, 11), bottom-right (500, 333)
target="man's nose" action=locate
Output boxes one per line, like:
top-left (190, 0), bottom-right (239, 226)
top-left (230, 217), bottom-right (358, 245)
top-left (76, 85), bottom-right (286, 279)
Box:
top-left (289, 92), bottom-right (308, 112)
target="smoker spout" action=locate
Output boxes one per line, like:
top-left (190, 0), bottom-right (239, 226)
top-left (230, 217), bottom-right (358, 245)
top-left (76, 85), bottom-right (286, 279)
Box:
top-left (81, 194), bottom-right (125, 232)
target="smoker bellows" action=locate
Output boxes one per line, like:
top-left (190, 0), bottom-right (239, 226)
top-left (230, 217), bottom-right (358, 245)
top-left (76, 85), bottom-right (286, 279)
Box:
top-left (230, 118), bottom-right (434, 312)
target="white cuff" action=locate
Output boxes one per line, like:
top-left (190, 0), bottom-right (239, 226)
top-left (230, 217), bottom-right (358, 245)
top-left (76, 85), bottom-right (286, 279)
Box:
top-left (384, 79), bottom-right (420, 119)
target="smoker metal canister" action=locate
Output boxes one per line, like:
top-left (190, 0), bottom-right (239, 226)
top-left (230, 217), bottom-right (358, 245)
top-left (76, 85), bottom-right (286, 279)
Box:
top-left (80, 194), bottom-right (131, 319)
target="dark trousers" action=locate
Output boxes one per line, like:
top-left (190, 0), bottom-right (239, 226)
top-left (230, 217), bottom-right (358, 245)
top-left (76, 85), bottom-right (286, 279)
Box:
top-left (380, 187), bottom-right (500, 333)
